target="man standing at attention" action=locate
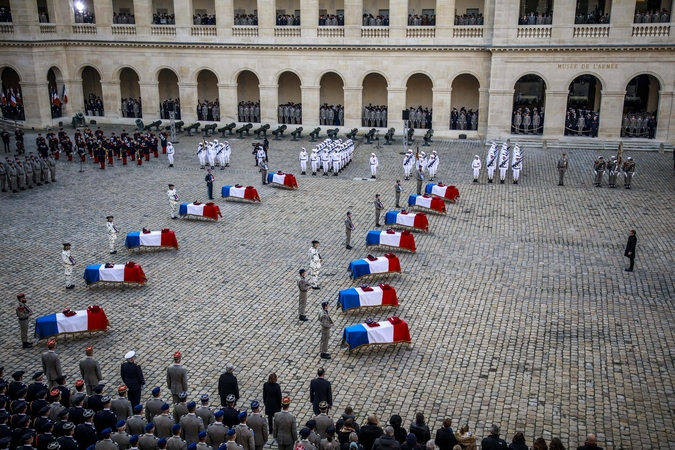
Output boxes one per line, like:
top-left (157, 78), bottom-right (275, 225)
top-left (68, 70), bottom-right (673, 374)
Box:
top-left (42, 339), bottom-right (63, 388)
top-left (205, 169), bottom-right (215, 200)
top-left (167, 352), bottom-right (188, 405)
top-left (106, 216), bottom-right (118, 254)
top-left (308, 241), bottom-right (322, 290)
top-left (121, 351), bottom-right (145, 408)
top-left (297, 269), bottom-right (310, 322)
top-left (80, 346), bottom-right (103, 395)
top-left (624, 230), bottom-right (637, 272)
top-left (62, 243), bottom-right (76, 290)
top-left (557, 153), bottom-right (568, 186)
top-left (309, 368), bottom-right (332, 415)
top-left (374, 194), bottom-right (384, 227)
top-left (318, 302), bottom-right (333, 360)
top-left (344, 212), bottom-right (355, 250)
top-left (167, 184), bottom-right (179, 219)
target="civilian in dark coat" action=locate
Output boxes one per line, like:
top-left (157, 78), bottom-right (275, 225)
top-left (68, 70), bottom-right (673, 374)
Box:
top-left (480, 425), bottom-right (507, 450)
top-left (408, 414), bottom-right (430, 446)
top-left (359, 415), bottom-right (383, 450)
top-left (507, 432), bottom-right (527, 450)
top-left (624, 230), bottom-right (637, 272)
top-left (217, 364), bottom-right (239, 407)
top-left (262, 373), bottom-right (282, 433)
top-left (577, 433), bottom-right (603, 450)
top-left (120, 353), bottom-right (145, 408)
top-left (433, 419), bottom-right (458, 450)
top-left (309, 369), bottom-right (332, 415)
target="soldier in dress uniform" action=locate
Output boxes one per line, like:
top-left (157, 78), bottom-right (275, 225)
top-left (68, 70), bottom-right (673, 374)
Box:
top-left (415, 166), bottom-right (424, 195)
top-left (403, 150), bottom-right (414, 180)
top-left (471, 155), bottom-right (481, 183)
top-left (623, 157), bottom-right (636, 189)
top-left (234, 413), bottom-right (253, 450)
top-left (606, 156), bottom-right (618, 188)
top-left (167, 184), bottom-right (179, 220)
top-left (206, 411), bottom-right (227, 449)
top-left (6, 161), bottom-right (17, 193)
top-left (166, 143), bottom-right (175, 168)
top-left (498, 144), bottom-right (509, 184)
top-left (557, 153), bottom-right (568, 186)
top-left (313, 403), bottom-right (333, 439)
top-left (297, 269), bottom-right (310, 322)
top-left (369, 153), bottom-right (378, 179)
top-left (153, 404), bottom-right (174, 439)
top-left (145, 388), bottom-right (164, 424)
top-left (272, 397), bottom-right (296, 450)
top-left (166, 353), bottom-right (187, 405)
top-left (308, 241), bottom-right (322, 289)
top-left (197, 144), bottom-right (206, 170)
top-left (0, 162), bottom-right (7, 192)
top-left (62, 243), bottom-right (76, 290)
top-left (106, 216), bottom-right (118, 255)
top-left (121, 352), bottom-right (145, 411)
top-left (180, 403), bottom-right (204, 446)
top-left (374, 194), bottom-right (384, 227)
top-left (79, 347), bottom-right (102, 396)
top-left (168, 425), bottom-right (186, 450)
top-left (320, 150), bottom-right (330, 176)
top-left (259, 159), bottom-right (268, 186)
top-left (15, 294), bottom-right (32, 349)
top-left (42, 340), bottom-right (63, 389)
top-left (112, 421), bottom-right (131, 450)
top-left (594, 156), bottom-right (606, 187)
top-left (246, 403), bottom-right (266, 450)
top-left (485, 143), bottom-right (497, 183)
top-left (111, 387), bottom-right (133, 423)
top-left (127, 406), bottom-right (147, 437)
top-left (195, 396), bottom-right (214, 429)
top-left (139, 423), bottom-right (158, 450)
top-left (318, 302), bottom-right (334, 360)
top-left (224, 429), bottom-right (242, 450)
top-left (511, 146), bottom-right (522, 184)
top-left (344, 212), bottom-right (355, 250)
top-left (310, 149), bottom-right (319, 176)
top-left (173, 393), bottom-right (189, 425)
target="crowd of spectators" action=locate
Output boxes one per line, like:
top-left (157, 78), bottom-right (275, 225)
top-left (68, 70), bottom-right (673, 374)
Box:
top-left (0, 7), bottom-right (11, 22)
top-left (363, 14), bottom-right (389, 26)
top-left (518, 12), bottom-right (552, 25)
top-left (362, 104), bottom-right (388, 127)
top-left (160, 98), bottom-right (181, 119)
top-left (277, 14), bottom-right (300, 26)
top-left (406, 106), bottom-right (432, 129)
top-left (511, 107), bottom-right (544, 134)
top-left (121, 98), bottom-right (142, 118)
top-left (197, 100), bottom-right (220, 121)
top-left (84, 92), bottom-right (104, 117)
top-left (278, 102), bottom-right (302, 124)
top-left (74, 10), bottom-right (96, 24)
top-left (454, 14), bottom-right (483, 25)
top-left (450, 107), bottom-right (477, 131)
top-left (320, 104), bottom-right (343, 126)
top-left (564, 108), bottom-right (599, 137)
top-left (234, 14), bottom-right (258, 25)
top-left (38, 11), bottom-right (50, 23)
top-left (621, 111), bottom-right (656, 138)
top-left (238, 100), bottom-right (260, 123)
top-left (634, 9), bottom-right (669, 23)
top-left (574, 12), bottom-right (610, 24)
top-left (113, 13), bottom-right (136, 24)
top-left (194, 14), bottom-right (216, 25)
top-left (153, 13), bottom-right (175, 24)
top-left (408, 14), bottom-right (435, 26)
top-left (319, 14), bottom-right (344, 26)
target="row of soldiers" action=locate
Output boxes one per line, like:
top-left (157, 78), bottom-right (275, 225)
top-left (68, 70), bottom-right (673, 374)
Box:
top-left (121, 99), bottom-right (142, 119)
top-left (450, 108), bottom-right (477, 131)
top-left (277, 104), bottom-right (301, 125)
top-left (407, 14), bottom-right (435, 26)
top-left (402, 149), bottom-right (440, 181)
top-left (0, 153), bottom-right (55, 193)
top-left (594, 156), bottom-right (636, 188)
top-left (574, 12), bottom-right (611, 24)
top-left (518, 12), bottom-right (553, 25)
top-left (233, 15), bottom-right (257, 25)
top-left (564, 109), bottom-right (599, 137)
top-left (319, 105), bottom-right (343, 126)
top-left (276, 15), bottom-right (300, 26)
top-left (361, 105), bottom-right (388, 128)
top-left (362, 14), bottom-right (389, 26)
top-left (454, 14), bottom-right (484, 25)
top-left (0, 366), bottom-right (261, 450)
top-left (238, 102), bottom-right (260, 124)
top-left (1, 128), bottom-right (24, 154)
top-left (512, 107), bottom-right (543, 135)
top-left (634, 9), bottom-right (669, 23)
top-left (197, 102), bottom-right (220, 122)
top-left (303, 138), bottom-right (355, 176)
top-left (112, 13), bottom-right (135, 24)
top-left (196, 140), bottom-right (232, 170)
top-left (621, 112), bottom-right (657, 138)
top-left (406, 107), bottom-right (432, 130)
top-left (160, 100), bottom-right (181, 120)
top-left (193, 14), bottom-right (216, 25)
top-left (318, 15), bottom-right (343, 26)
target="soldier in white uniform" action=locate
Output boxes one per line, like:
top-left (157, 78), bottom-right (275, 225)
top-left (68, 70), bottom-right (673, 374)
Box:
top-left (331, 150), bottom-right (341, 176)
top-left (207, 141), bottom-right (216, 169)
top-left (197, 143), bottom-right (206, 169)
top-left (369, 153), bottom-right (378, 178)
top-left (256, 146), bottom-right (266, 166)
top-left (216, 143), bottom-right (226, 170)
top-left (62, 243), bottom-right (76, 290)
top-left (511, 145), bottom-right (522, 184)
top-left (418, 152), bottom-right (427, 173)
top-left (471, 155), bottom-right (481, 183)
top-left (167, 183), bottom-right (179, 219)
top-left (427, 151), bottom-right (439, 181)
top-left (106, 215), bottom-right (119, 254)
top-left (498, 143), bottom-right (509, 184)
top-left (299, 148), bottom-right (308, 175)
top-left (486, 142), bottom-right (497, 183)
top-left (308, 240), bottom-right (322, 289)
top-left (321, 149), bottom-right (330, 176)
top-left (310, 149), bottom-right (319, 176)
top-left (166, 142), bottom-right (175, 168)
top-left (223, 141), bottom-right (231, 167)
top-left (403, 149), bottom-right (414, 180)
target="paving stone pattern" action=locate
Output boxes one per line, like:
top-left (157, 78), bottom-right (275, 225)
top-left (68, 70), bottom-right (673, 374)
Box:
top-left (1, 128), bottom-right (675, 450)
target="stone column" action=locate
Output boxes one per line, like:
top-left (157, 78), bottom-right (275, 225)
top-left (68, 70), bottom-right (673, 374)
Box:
top-left (62, 78), bottom-right (85, 117)
top-left (477, 87), bottom-right (489, 136)
top-left (486, 88), bottom-right (513, 139)
top-left (431, 87), bottom-right (451, 131)
top-left (597, 91), bottom-right (625, 140)
top-left (344, 0), bottom-right (362, 38)
top-left (178, 82), bottom-right (198, 124)
top-left (100, 80), bottom-right (121, 119)
top-left (343, 86), bottom-right (362, 128)
top-left (19, 81), bottom-right (53, 128)
top-left (301, 0), bottom-right (318, 37)
top-left (434, 0), bottom-right (455, 39)
top-left (174, 0), bottom-right (192, 38)
top-left (604, 0), bottom-right (634, 40)
top-left (94, 0), bottom-right (113, 36)
top-left (550, 2), bottom-right (573, 40)
top-left (388, 0), bottom-right (407, 38)
top-left (139, 81), bottom-right (160, 119)
top-left (258, 0), bottom-right (275, 37)
top-left (49, 0), bottom-right (73, 34)
top-left (215, 0), bottom-right (233, 32)
top-left (218, 83), bottom-right (238, 123)
top-left (656, 90), bottom-right (673, 142)
top-left (259, 85), bottom-right (279, 123)
top-left (540, 90), bottom-right (567, 138)
top-left (301, 85), bottom-right (321, 127)
top-left (387, 87), bottom-right (407, 130)
top-left (8, 0), bottom-right (40, 35)
top-left (133, 0), bottom-right (152, 35)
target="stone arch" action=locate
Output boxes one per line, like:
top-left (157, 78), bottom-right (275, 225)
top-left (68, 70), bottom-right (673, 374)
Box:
top-left (319, 72), bottom-right (345, 126)
top-left (232, 67), bottom-right (262, 85)
top-left (358, 70), bottom-right (390, 87)
top-left (406, 73), bottom-right (433, 128)
top-left (1, 66), bottom-right (23, 120)
top-left (362, 72), bottom-right (388, 127)
top-left (564, 74), bottom-right (602, 137)
top-left (120, 67), bottom-right (141, 118)
top-left (237, 70), bottom-right (260, 123)
top-left (114, 65), bottom-right (142, 82)
top-left (512, 74), bottom-right (547, 135)
top-left (154, 66), bottom-right (181, 84)
top-left (622, 74), bottom-right (661, 138)
top-left (47, 66), bottom-right (65, 118)
top-left (196, 69), bottom-right (219, 103)
top-left (563, 72), bottom-right (607, 93)
top-left (81, 65), bottom-right (103, 116)
top-left (449, 73), bottom-right (480, 131)
top-left (275, 68), bottom-right (304, 86)
top-left (315, 69), bottom-right (345, 86)
top-left (278, 71), bottom-right (302, 124)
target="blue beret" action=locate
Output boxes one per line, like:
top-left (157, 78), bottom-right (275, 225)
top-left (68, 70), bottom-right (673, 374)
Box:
top-left (251, 401), bottom-right (260, 409)
top-left (161, 403), bottom-right (170, 411)
top-left (214, 410), bottom-right (224, 418)
top-left (129, 435), bottom-right (139, 445)
top-left (151, 387), bottom-right (161, 395)
top-left (133, 405), bottom-right (143, 412)
top-left (145, 423), bottom-right (154, 431)
top-left (227, 429), bottom-right (236, 436)
top-left (87, 446), bottom-right (96, 450)
top-left (198, 431), bottom-right (207, 438)
top-left (157, 438), bottom-right (167, 447)
top-left (116, 421), bottom-right (126, 428)
top-left (238, 411), bottom-right (247, 419)
top-left (171, 424), bottom-right (181, 432)
top-left (101, 428), bottom-right (112, 436)
top-left (300, 428), bottom-right (311, 437)
top-left (188, 444), bottom-right (197, 450)
top-left (219, 445), bottom-right (228, 450)
top-left (187, 402), bottom-right (196, 409)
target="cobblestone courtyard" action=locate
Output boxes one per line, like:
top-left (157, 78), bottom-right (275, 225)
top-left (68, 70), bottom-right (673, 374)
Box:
top-left (1, 127), bottom-right (674, 450)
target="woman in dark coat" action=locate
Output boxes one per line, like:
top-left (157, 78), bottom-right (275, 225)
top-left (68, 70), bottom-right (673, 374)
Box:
top-left (263, 373), bottom-right (282, 434)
